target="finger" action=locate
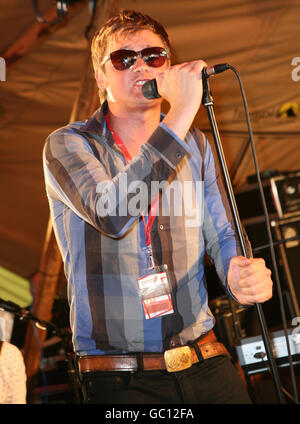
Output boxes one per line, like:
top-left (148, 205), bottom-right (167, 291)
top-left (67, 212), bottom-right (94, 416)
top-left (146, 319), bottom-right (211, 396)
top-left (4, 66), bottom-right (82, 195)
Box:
top-left (230, 255), bottom-right (252, 268)
top-left (244, 286), bottom-right (273, 304)
top-left (240, 272), bottom-right (273, 300)
top-left (239, 258), bottom-right (269, 278)
top-left (189, 59), bottom-right (208, 73)
top-left (238, 279), bottom-right (273, 304)
top-left (170, 60), bottom-right (208, 76)
top-left (240, 267), bottom-right (272, 286)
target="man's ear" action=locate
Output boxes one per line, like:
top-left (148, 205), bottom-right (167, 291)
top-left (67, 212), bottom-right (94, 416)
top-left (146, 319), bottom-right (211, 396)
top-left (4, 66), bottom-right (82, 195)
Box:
top-left (95, 68), bottom-right (107, 90)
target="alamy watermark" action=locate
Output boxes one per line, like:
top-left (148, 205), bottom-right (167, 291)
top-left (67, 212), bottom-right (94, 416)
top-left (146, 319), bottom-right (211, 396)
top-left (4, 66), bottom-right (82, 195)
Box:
top-left (291, 57), bottom-right (300, 82)
top-left (0, 57), bottom-right (6, 81)
top-left (96, 174), bottom-right (204, 227)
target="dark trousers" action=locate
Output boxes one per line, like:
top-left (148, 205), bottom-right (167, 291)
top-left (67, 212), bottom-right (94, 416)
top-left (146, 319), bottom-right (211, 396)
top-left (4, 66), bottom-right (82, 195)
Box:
top-left (79, 355), bottom-right (251, 404)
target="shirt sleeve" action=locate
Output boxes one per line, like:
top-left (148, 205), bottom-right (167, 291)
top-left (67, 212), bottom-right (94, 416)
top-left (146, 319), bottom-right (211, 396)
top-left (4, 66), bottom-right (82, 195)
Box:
top-left (201, 133), bottom-right (252, 296)
top-left (43, 122), bottom-right (190, 238)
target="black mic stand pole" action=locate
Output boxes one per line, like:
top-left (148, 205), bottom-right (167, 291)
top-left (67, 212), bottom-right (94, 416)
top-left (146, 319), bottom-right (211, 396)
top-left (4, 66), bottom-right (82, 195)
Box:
top-left (201, 76), bottom-right (285, 404)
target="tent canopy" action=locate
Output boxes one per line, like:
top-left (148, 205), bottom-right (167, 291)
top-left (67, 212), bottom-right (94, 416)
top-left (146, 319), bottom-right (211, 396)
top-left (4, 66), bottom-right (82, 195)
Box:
top-left (0, 0), bottom-right (299, 283)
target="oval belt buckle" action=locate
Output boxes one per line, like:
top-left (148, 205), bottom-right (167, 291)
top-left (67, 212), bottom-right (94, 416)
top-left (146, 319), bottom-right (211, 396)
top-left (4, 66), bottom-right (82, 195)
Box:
top-left (164, 346), bottom-right (192, 372)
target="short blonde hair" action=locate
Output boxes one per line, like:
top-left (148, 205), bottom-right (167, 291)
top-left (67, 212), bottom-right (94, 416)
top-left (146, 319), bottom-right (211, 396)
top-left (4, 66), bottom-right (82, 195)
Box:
top-left (91, 10), bottom-right (171, 103)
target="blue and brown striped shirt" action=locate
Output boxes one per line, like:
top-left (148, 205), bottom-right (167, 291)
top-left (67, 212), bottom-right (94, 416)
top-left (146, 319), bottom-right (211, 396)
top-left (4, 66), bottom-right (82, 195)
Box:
top-left (43, 101), bottom-right (243, 356)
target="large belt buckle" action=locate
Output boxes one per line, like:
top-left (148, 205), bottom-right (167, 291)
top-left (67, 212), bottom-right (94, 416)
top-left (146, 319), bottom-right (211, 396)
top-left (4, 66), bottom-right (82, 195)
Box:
top-left (164, 346), bottom-right (192, 372)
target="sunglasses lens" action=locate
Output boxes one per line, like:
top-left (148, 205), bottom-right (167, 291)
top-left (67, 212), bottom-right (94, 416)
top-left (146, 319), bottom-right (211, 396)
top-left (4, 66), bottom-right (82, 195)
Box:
top-left (110, 50), bottom-right (137, 71)
top-left (142, 47), bottom-right (168, 68)
top-left (109, 47), bottom-right (168, 70)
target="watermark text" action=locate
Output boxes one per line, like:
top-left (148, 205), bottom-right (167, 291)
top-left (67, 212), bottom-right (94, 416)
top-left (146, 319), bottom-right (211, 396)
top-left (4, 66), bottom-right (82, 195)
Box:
top-left (291, 57), bottom-right (300, 82)
top-left (96, 175), bottom-right (204, 228)
top-left (0, 57), bottom-right (6, 81)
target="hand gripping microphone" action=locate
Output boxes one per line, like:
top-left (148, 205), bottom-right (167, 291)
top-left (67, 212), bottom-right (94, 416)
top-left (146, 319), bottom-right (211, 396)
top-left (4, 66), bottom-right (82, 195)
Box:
top-left (142, 63), bottom-right (230, 100)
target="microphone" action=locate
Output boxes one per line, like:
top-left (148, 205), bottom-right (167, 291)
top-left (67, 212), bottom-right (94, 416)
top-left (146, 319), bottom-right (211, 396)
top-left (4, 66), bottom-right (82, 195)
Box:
top-left (142, 63), bottom-right (230, 99)
top-left (142, 78), bottom-right (161, 100)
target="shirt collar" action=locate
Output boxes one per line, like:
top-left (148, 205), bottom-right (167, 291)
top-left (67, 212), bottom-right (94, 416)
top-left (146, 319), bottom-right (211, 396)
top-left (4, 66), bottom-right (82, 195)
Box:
top-left (77, 100), bottom-right (117, 149)
top-left (79, 100), bottom-right (109, 135)
top-left (78, 100), bottom-right (165, 155)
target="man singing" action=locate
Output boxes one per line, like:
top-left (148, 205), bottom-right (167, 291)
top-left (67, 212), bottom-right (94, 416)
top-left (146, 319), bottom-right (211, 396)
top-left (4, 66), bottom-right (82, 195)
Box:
top-left (43, 10), bottom-right (272, 403)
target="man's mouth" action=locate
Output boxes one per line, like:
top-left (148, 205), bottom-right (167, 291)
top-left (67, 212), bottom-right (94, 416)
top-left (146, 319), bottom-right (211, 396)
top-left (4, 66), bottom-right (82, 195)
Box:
top-left (134, 79), bottom-right (151, 87)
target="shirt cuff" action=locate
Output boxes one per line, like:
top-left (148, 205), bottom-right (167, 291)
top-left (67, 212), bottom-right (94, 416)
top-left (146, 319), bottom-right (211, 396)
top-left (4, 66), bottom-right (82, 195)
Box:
top-left (225, 277), bottom-right (240, 304)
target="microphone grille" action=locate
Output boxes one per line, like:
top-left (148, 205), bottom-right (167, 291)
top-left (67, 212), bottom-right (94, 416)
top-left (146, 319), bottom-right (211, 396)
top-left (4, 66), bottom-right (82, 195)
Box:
top-left (142, 79), bottom-right (161, 99)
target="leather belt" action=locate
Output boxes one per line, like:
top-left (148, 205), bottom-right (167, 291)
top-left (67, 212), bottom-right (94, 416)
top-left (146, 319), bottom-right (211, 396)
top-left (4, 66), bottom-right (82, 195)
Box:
top-left (77, 330), bottom-right (230, 374)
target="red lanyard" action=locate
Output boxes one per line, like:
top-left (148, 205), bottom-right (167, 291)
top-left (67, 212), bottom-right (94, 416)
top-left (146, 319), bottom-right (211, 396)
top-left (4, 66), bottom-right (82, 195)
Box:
top-left (143, 196), bottom-right (159, 246)
top-left (105, 113), bottom-right (132, 164)
top-left (105, 113), bottom-right (159, 246)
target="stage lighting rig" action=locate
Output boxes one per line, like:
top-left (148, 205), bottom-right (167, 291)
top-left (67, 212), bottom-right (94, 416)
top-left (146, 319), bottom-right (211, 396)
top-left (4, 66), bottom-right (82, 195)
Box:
top-left (32, 0), bottom-right (88, 25)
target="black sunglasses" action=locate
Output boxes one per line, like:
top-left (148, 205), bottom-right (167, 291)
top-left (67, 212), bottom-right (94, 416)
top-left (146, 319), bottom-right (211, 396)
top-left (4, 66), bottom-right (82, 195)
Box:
top-left (103, 47), bottom-right (169, 71)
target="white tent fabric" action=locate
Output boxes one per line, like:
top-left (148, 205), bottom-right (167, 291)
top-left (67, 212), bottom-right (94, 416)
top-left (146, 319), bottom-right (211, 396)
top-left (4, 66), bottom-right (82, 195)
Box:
top-left (0, 0), bottom-right (299, 282)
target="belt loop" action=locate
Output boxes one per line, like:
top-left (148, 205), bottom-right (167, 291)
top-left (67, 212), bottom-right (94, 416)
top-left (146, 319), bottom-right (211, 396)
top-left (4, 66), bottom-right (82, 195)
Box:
top-left (191, 340), bottom-right (204, 364)
top-left (136, 352), bottom-right (144, 373)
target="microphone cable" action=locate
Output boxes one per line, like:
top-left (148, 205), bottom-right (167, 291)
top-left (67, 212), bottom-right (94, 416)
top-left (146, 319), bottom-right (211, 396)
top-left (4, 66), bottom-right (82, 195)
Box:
top-left (227, 64), bottom-right (299, 404)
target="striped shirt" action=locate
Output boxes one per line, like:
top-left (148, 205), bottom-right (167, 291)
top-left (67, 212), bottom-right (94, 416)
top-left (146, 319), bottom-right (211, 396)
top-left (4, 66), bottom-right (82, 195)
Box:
top-left (43, 101), bottom-right (243, 356)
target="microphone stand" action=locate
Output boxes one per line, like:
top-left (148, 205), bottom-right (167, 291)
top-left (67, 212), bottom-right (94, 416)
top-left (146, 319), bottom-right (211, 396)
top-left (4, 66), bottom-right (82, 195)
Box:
top-left (201, 76), bottom-right (285, 404)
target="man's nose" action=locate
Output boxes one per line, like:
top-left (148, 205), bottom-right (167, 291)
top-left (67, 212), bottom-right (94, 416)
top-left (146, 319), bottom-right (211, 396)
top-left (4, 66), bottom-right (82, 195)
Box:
top-left (132, 55), bottom-right (147, 72)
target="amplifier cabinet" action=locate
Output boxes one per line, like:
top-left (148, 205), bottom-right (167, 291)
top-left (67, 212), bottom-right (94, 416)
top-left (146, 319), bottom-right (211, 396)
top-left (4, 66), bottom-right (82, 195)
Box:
top-left (241, 216), bottom-right (300, 327)
top-left (271, 173), bottom-right (300, 219)
top-left (271, 216), bottom-right (300, 318)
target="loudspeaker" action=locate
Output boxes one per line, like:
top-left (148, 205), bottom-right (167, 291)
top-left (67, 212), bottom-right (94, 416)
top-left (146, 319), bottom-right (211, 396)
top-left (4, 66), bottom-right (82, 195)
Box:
top-left (235, 178), bottom-right (300, 326)
top-left (271, 216), bottom-right (300, 317)
top-left (242, 219), bottom-right (285, 328)
top-left (270, 172), bottom-right (300, 218)
top-left (242, 215), bottom-right (300, 326)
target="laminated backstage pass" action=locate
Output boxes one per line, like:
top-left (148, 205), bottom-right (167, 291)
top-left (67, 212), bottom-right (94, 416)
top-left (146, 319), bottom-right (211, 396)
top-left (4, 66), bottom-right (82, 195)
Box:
top-left (138, 266), bottom-right (174, 319)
